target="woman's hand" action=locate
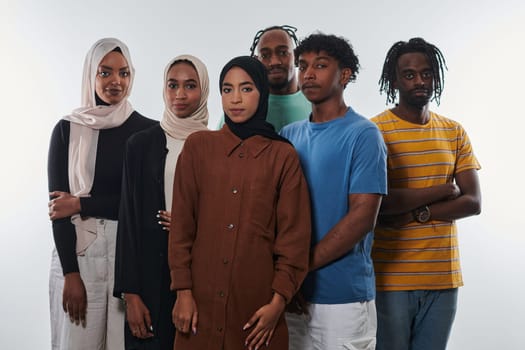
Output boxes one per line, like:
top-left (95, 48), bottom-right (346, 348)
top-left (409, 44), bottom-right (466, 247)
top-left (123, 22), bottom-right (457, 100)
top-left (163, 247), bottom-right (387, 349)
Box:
top-left (49, 191), bottom-right (81, 220)
top-left (157, 210), bottom-right (171, 231)
top-left (172, 289), bottom-right (198, 335)
top-left (243, 293), bottom-right (286, 350)
top-left (63, 272), bottom-right (87, 326)
top-left (124, 293), bottom-right (154, 339)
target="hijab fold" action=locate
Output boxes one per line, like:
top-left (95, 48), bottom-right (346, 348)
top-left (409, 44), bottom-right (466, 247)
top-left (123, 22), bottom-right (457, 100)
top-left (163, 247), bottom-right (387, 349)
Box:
top-left (160, 55), bottom-right (209, 139)
top-left (62, 37), bottom-right (135, 254)
top-left (220, 56), bottom-right (290, 144)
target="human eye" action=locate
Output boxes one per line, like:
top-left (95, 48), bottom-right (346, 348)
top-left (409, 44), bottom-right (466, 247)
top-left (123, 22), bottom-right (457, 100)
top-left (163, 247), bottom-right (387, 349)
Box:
top-left (404, 72), bottom-right (414, 79)
top-left (315, 63), bottom-right (326, 69)
top-left (298, 64), bottom-right (306, 72)
top-left (168, 82), bottom-right (178, 89)
top-left (222, 86), bottom-right (232, 94)
top-left (241, 86), bottom-right (253, 92)
top-left (120, 70), bottom-right (130, 78)
top-left (259, 51), bottom-right (271, 60)
top-left (422, 71), bottom-right (433, 79)
top-left (277, 50), bottom-right (289, 57)
top-left (185, 83), bottom-right (197, 89)
top-left (98, 70), bottom-right (110, 78)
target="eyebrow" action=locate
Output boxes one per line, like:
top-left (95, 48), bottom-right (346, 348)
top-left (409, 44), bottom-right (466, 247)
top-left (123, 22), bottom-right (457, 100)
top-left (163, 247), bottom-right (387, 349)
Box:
top-left (168, 78), bottom-right (198, 83)
top-left (222, 81), bottom-right (254, 87)
top-left (98, 65), bottom-right (129, 71)
top-left (298, 55), bottom-right (331, 63)
top-left (260, 45), bottom-right (289, 51)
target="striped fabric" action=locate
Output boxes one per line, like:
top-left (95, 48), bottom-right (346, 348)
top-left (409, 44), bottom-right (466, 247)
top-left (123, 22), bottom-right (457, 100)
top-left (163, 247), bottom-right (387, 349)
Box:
top-left (371, 110), bottom-right (480, 291)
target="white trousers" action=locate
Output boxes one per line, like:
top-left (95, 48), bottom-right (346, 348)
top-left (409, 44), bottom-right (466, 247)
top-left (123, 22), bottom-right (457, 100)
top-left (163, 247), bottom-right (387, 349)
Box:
top-left (286, 300), bottom-right (377, 350)
top-left (49, 219), bottom-right (125, 350)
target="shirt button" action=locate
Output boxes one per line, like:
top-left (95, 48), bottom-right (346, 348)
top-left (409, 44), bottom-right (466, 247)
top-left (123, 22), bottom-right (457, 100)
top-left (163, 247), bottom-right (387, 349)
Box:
top-left (239, 153), bottom-right (244, 158)
top-left (219, 291), bottom-right (225, 297)
top-left (217, 327), bottom-right (223, 332)
top-left (223, 258), bottom-right (229, 264)
top-left (232, 188), bottom-right (238, 194)
top-left (227, 224), bottom-right (235, 230)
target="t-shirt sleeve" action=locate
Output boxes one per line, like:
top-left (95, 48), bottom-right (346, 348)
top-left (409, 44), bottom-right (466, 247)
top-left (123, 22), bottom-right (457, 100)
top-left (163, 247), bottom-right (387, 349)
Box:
top-left (455, 124), bottom-right (481, 173)
top-left (348, 125), bottom-right (388, 195)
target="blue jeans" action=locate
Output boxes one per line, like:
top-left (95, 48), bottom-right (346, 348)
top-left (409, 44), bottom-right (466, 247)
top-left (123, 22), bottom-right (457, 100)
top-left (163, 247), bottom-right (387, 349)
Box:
top-left (376, 289), bottom-right (458, 350)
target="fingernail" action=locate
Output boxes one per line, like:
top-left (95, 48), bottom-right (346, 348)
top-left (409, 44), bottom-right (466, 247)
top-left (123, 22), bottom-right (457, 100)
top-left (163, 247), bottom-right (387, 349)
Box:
top-left (156, 214), bottom-right (160, 218)
top-left (158, 221), bottom-right (162, 225)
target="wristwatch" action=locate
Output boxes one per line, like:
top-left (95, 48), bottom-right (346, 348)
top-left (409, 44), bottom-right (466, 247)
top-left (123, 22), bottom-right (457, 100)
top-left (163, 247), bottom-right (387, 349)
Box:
top-left (413, 205), bottom-right (431, 223)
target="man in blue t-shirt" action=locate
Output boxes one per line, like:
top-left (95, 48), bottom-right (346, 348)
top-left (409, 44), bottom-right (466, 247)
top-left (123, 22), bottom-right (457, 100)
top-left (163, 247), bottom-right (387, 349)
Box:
top-left (280, 32), bottom-right (387, 350)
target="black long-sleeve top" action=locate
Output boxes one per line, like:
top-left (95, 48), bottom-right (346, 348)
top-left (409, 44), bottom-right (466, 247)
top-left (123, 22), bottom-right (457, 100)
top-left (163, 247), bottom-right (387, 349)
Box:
top-left (47, 111), bottom-right (157, 274)
top-left (113, 124), bottom-right (177, 349)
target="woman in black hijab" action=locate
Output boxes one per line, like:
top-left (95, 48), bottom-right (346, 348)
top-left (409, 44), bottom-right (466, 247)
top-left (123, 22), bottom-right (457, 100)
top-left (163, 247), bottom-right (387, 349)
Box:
top-left (168, 56), bottom-right (311, 350)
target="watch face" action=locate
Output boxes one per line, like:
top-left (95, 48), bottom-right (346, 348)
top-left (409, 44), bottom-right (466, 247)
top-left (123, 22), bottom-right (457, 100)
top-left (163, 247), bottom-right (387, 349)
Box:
top-left (417, 207), bottom-right (430, 223)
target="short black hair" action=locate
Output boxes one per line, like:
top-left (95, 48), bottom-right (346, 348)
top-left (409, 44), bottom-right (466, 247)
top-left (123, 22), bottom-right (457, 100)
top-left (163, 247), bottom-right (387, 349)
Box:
top-left (249, 25), bottom-right (299, 56)
top-left (294, 32), bottom-right (360, 82)
top-left (379, 37), bottom-right (447, 105)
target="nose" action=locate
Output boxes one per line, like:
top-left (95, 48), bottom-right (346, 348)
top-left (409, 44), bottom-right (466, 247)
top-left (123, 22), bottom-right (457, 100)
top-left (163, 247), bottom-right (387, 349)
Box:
top-left (303, 66), bottom-right (315, 80)
top-left (175, 87), bottom-right (186, 99)
top-left (111, 75), bottom-right (121, 86)
top-left (231, 89), bottom-right (241, 103)
top-left (414, 74), bottom-right (426, 87)
top-left (269, 53), bottom-right (282, 67)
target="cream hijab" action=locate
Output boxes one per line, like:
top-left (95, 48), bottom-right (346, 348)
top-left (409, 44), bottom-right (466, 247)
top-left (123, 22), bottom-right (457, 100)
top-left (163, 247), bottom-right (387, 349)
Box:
top-left (160, 54), bottom-right (209, 139)
top-left (63, 38), bottom-right (134, 254)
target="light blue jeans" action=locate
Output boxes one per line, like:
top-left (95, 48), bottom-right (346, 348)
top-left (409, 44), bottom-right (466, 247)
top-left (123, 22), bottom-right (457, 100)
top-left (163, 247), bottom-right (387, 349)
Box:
top-left (376, 289), bottom-right (458, 350)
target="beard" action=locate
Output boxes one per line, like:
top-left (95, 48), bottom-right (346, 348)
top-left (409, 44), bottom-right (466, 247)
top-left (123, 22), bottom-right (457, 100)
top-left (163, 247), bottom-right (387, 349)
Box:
top-left (268, 77), bottom-right (289, 92)
top-left (403, 89), bottom-right (432, 109)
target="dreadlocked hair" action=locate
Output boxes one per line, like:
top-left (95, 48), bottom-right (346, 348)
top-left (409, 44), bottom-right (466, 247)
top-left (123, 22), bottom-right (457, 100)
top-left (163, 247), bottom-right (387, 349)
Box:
top-left (249, 25), bottom-right (299, 56)
top-left (294, 32), bottom-right (360, 83)
top-left (379, 37), bottom-right (447, 105)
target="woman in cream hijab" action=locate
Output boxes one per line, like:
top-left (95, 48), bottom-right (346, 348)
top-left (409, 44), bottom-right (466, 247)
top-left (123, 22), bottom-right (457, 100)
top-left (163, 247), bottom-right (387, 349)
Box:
top-left (47, 38), bottom-right (156, 350)
top-left (113, 54), bottom-right (209, 350)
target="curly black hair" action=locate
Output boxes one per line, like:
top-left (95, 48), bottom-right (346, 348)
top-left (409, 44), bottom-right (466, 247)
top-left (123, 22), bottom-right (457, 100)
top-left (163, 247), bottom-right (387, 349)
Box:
top-left (249, 25), bottom-right (299, 56)
top-left (379, 37), bottom-right (447, 105)
top-left (294, 32), bottom-right (360, 82)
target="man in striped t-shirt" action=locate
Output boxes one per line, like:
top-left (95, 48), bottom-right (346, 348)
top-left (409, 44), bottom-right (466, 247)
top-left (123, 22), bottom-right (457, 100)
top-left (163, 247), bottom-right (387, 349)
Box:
top-left (372, 38), bottom-right (482, 350)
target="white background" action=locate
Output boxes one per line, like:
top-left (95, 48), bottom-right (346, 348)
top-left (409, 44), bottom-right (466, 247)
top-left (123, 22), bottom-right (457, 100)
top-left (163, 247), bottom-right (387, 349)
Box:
top-left (1, 0), bottom-right (524, 348)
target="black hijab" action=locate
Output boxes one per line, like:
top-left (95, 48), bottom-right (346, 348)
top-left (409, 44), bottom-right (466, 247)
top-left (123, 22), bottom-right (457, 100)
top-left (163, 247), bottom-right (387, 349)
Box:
top-left (220, 56), bottom-right (290, 144)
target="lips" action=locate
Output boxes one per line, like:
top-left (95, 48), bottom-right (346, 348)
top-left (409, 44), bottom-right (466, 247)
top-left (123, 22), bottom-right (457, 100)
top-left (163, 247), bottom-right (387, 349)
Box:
top-left (268, 68), bottom-right (286, 75)
top-left (412, 88), bottom-right (429, 96)
top-left (106, 88), bottom-right (122, 95)
top-left (228, 108), bottom-right (245, 116)
top-left (301, 84), bottom-right (320, 91)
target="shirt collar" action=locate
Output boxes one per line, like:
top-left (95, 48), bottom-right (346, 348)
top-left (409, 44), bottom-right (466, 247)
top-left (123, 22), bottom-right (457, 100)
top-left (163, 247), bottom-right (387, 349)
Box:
top-left (220, 125), bottom-right (272, 158)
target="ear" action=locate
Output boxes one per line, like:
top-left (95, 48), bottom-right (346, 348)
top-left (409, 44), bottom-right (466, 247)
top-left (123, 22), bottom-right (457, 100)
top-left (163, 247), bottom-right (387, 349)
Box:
top-left (340, 68), bottom-right (352, 86)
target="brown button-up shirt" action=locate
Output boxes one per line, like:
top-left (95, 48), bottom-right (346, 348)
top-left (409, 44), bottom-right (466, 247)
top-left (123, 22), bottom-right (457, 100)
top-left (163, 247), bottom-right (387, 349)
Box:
top-left (169, 126), bottom-right (311, 350)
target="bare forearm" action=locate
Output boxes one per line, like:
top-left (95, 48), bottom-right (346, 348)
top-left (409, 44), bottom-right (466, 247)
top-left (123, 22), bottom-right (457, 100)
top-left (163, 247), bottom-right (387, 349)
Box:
top-left (310, 194), bottom-right (381, 271)
top-left (381, 184), bottom-right (458, 215)
top-left (310, 222), bottom-right (371, 271)
top-left (429, 194), bottom-right (481, 222)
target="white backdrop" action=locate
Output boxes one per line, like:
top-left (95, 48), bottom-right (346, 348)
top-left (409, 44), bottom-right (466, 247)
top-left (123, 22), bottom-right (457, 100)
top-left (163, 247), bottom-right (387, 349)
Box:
top-left (1, 0), bottom-right (524, 348)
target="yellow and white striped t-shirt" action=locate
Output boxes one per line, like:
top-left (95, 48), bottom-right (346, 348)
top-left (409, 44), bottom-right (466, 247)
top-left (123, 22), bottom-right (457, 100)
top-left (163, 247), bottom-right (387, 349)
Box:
top-left (371, 109), bottom-right (480, 291)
